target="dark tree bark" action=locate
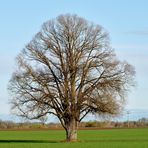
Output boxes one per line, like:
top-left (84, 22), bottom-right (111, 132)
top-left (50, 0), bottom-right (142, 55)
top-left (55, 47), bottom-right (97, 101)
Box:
top-left (8, 14), bottom-right (135, 142)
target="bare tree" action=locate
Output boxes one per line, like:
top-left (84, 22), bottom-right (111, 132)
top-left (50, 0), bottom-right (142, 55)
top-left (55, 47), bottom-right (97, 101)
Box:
top-left (8, 14), bottom-right (135, 141)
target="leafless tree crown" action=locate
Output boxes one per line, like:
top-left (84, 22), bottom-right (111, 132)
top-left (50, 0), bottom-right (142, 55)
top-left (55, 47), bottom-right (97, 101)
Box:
top-left (8, 14), bottom-right (135, 130)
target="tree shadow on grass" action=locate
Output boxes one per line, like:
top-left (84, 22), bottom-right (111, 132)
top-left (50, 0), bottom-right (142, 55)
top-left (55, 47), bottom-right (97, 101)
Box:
top-left (0, 139), bottom-right (148, 143)
top-left (0, 140), bottom-right (63, 143)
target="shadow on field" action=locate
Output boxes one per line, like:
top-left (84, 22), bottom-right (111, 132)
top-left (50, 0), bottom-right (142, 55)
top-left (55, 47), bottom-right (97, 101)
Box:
top-left (0, 139), bottom-right (148, 143)
top-left (0, 140), bottom-right (61, 143)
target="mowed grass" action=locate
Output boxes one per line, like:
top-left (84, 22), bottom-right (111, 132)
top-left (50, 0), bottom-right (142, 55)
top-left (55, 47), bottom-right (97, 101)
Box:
top-left (0, 128), bottom-right (147, 148)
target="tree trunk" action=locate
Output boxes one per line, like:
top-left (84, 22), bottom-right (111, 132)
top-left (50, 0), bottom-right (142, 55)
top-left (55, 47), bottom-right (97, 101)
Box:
top-left (66, 118), bottom-right (78, 142)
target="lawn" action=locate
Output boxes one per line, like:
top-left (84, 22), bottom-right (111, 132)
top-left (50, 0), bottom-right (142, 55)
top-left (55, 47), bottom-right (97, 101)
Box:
top-left (0, 128), bottom-right (147, 148)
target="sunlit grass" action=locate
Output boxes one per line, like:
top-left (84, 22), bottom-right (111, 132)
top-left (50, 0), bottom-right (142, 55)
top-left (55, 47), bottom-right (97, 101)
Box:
top-left (0, 128), bottom-right (147, 148)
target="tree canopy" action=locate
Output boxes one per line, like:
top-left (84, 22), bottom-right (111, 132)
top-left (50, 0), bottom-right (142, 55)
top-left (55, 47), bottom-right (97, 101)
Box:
top-left (8, 14), bottom-right (135, 141)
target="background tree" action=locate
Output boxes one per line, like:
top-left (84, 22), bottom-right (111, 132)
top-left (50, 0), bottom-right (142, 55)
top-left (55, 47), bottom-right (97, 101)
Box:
top-left (8, 14), bottom-right (135, 142)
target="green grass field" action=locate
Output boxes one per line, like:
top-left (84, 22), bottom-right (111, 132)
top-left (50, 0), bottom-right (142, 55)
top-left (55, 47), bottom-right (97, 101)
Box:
top-left (0, 128), bottom-right (147, 148)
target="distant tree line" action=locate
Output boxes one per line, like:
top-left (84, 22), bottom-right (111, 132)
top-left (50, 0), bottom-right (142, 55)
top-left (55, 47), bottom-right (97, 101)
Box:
top-left (80, 118), bottom-right (148, 128)
top-left (0, 118), bottom-right (147, 130)
top-left (0, 120), bottom-right (62, 130)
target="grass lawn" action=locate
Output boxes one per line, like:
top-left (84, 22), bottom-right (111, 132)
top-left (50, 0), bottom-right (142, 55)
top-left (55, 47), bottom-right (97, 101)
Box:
top-left (0, 128), bottom-right (147, 148)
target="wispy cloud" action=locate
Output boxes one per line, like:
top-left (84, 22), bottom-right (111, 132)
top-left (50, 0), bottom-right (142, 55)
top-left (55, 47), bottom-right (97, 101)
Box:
top-left (112, 44), bottom-right (148, 50)
top-left (114, 46), bottom-right (148, 78)
top-left (124, 31), bottom-right (148, 36)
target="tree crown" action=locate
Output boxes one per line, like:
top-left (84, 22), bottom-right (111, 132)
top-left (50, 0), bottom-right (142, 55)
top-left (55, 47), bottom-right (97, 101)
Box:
top-left (8, 14), bottom-right (135, 127)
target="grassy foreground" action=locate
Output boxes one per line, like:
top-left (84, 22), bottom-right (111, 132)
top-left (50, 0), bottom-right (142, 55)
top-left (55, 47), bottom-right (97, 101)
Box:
top-left (0, 128), bottom-right (147, 148)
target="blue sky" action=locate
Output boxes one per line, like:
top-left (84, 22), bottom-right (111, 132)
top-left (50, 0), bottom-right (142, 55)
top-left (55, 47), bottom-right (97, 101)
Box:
top-left (0, 0), bottom-right (148, 115)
